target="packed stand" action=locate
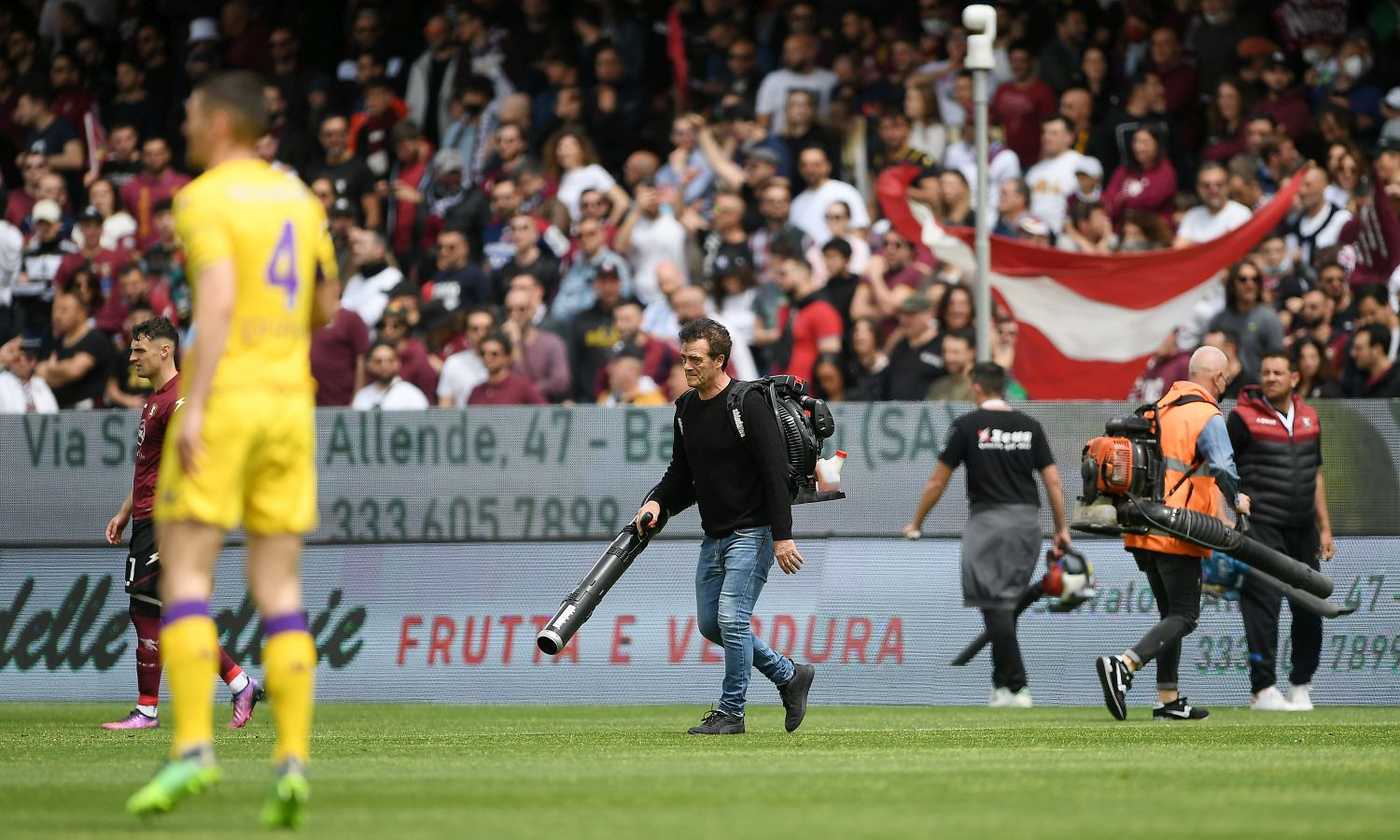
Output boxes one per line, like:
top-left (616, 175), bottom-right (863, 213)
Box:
top-left (1, 0), bottom-right (1399, 413)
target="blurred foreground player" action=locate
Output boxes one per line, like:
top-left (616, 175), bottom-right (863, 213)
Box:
top-left (103, 317), bottom-right (263, 731)
top-left (126, 71), bottom-right (339, 828)
top-left (903, 362), bottom-right (1072, 708)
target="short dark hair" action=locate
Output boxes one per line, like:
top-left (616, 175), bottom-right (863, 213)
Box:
top-left (1356, 322), bottom-right (1391, 352)
top-left (1356, 283), bottom-right (1391, 308)
top-left (678, 317), bottom-right (732, 368)
top-left (368, 339), bottom-right (397, 358)
top-left (131, 316), bottom-right (178, 347)
top-left (196, 70), bottom-right (269, 142)
top-left (821, 237), bottom-right (852, 259)
top-left (17, 80), bottom-right (53, 106)
top-left (1207, 327), bottom-right (1240, 349)
top-left (1259, 350), bottom-right (1294, 372)
top-left (971, 361), bottom-right (1007, 396)
top-left (1316, 260), bottom-right (1345, 278)
top-left (1042, 113), bottom-right (1073, 133)
top-left (481, 330), bottom-right (512, 356)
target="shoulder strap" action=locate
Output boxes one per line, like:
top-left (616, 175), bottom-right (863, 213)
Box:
top-left (675, 389), bottom-right (696, 436)
top-left (726, 379), bottom-right (763, 439)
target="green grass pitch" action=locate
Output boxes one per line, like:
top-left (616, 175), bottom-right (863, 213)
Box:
top-left (3, 703), bottom-right (1398, 839)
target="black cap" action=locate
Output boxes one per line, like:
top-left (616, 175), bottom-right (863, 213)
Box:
top-left (78, 205), bottom-right (103, 224)
top-left (610, 341), bottom-right (646, 362)
top-left (418, 300), bottom-right (456, 331)
top-left (595, 260), bottom-right (623, 279)
top-left (1380, 134), bottom-right (1400, 154)
top-left (330, 196), bottom-right (355, 217)
top-left (388, 280), bottom-right (419, 300)
top-left (18, 334), bottom-right (44, 354)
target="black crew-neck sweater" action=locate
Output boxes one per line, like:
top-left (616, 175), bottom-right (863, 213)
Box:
top-left (649, 381), bottom-right (794, 540)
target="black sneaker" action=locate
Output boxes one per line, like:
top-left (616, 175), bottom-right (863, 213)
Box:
top-left (1095, 655), bottom-right (1133, 721)
top-left (778, 663), bottom-right (815, 733)
top-left (1153, 697), bottom-right (1209, 721)
top-left (687, 709), bottom-right (745, 735)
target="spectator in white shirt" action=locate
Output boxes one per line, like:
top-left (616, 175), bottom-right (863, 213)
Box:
top-left (438, 306), bottom-right (495, 407)
top-left (1174, 162), bottom-right (1252, 248)
top-left (789, 146), bottom-right (869, 246)
top-left (340, 228), bottom-right (404, 330)
top-left (1023, 115), bottom-right (1083, 235)
top-left (0, 335), bottom-right (59, 413)
top-left (755, 33), bottom-right (837, 135)
top-left (549, 130), bottom-right (630, 228)
top-left (1285, 167), bottom-right (1352, 270)
top-left (615, 180), bottom-right (688, 305)
top-left (353, 342), bottom-right (430, 410)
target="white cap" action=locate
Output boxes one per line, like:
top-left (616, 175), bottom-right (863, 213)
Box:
top-left (1074, 156), bottom-right (1104, 179)
top-left (1018, 215), bottom-right (1050, 238)
top-left (1386, 87), bottom-right (1400, 111)
top-left (189, 17), bottom-right (219, 44)
top-left (32, 199), bottom-right (61, 224)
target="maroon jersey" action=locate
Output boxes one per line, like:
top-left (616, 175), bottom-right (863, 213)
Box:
top-left (132, 373), bottom-right (182, 520)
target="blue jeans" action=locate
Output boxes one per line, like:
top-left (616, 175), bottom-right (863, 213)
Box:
top-left (696, 527), bottom-right (795, 716)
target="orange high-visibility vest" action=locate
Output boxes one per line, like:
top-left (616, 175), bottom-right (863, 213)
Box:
top-left (1123, 380), bottom-right (1222, 558)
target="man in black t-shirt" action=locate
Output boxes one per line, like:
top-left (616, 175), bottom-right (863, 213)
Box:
top-left (637, 318), bottom-right (816, 736)
top-left (37, 289), bottom-right (114, 409)
top-left (884, 295), bottom-right (945, 400)
top-left (903, 362), bottom-right (1072, 707)
top-left (308, 115), bottom-right (379, 229)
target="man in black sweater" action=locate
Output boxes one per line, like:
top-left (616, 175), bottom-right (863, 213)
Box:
top-left (636, 318), bottom-right (816, 735)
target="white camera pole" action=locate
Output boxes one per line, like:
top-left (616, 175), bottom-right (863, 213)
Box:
top-left (963, 5), bottom-right (997, 362)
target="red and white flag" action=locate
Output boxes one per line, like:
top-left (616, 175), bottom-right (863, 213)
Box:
top-left (876, 166), bottom-right (1305, 399)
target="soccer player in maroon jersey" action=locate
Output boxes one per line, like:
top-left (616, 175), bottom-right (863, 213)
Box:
top-left (101, 317), bottom-right (264, 730)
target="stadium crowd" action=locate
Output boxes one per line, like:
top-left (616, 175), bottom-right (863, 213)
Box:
top-left (1, 0), bottom-right (1400, 413)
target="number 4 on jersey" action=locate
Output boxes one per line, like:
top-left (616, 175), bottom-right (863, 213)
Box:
top-left (266, 221), bottom-right (299, 309)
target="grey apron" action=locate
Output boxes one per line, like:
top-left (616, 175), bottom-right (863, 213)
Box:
top-left (960, 503), bottom-right (1042, 609)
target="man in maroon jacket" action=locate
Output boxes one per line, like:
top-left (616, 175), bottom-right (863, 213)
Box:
top-left (101, 317), bottom-right (262, 731)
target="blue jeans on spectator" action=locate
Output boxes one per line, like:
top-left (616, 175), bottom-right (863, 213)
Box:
top-left (695, 526), bottom-right (795, 716)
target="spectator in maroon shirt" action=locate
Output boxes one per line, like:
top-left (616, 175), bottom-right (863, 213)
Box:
top-left (379, 302), bottom-right (439, 398)
top-left (1127, 327), bottom-right (1192, 403)
top-left (1103, 126), bottom-right (1177, 227)
top-left (502, 286), bottom-right (571, 401)
top-left (1257, 52), bottom-right (1310, 141)
top-left (1201, 78), bottom-right (1250, 163)
top-left (468, 332), bottom-right (546, 405)
top-left (93, 262), bottom-right (176, 336)
top-left (120, 137), bottom-right (190, 249)
top-left (771, 255), bottom-right (842, 384)
top-left (5, 153), bottom-right (47, 228)
top-left (991, 43), bottom-right (1057, 167)
top-left (310, 306), bottom-right (369, 406)
top-left (56, 207), bottom-right (128, 290)
top-left (850, 229), bottom-right (930, 324)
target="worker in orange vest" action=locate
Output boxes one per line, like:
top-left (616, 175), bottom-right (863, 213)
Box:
top-left (1095, 345), bottom-right (1251, 722)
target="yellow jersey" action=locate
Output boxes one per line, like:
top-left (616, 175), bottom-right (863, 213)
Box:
top-left (173, 158), bottom-right (337, 394)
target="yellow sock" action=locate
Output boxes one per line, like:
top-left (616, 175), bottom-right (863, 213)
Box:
top-left (263, 628), bottom-right (316, 765)
top-left (160, 608), bottom-right (218, 758)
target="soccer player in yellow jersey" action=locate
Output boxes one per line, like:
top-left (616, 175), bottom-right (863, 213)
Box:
top-left (126, 71), bottom-right (339, 829)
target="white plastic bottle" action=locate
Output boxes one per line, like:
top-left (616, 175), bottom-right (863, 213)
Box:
top-left (815, 450), bottom-right (848, 492)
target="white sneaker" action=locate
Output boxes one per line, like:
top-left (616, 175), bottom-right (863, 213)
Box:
top-left (1250, 685), bottom-right (1296, 711)
top-left (988, 688), bottom-right (1015, 707)
top-left (1288, 684), bottom-right (1314, 711)
top-left (1008, 688), bottom-right (1034, 708)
